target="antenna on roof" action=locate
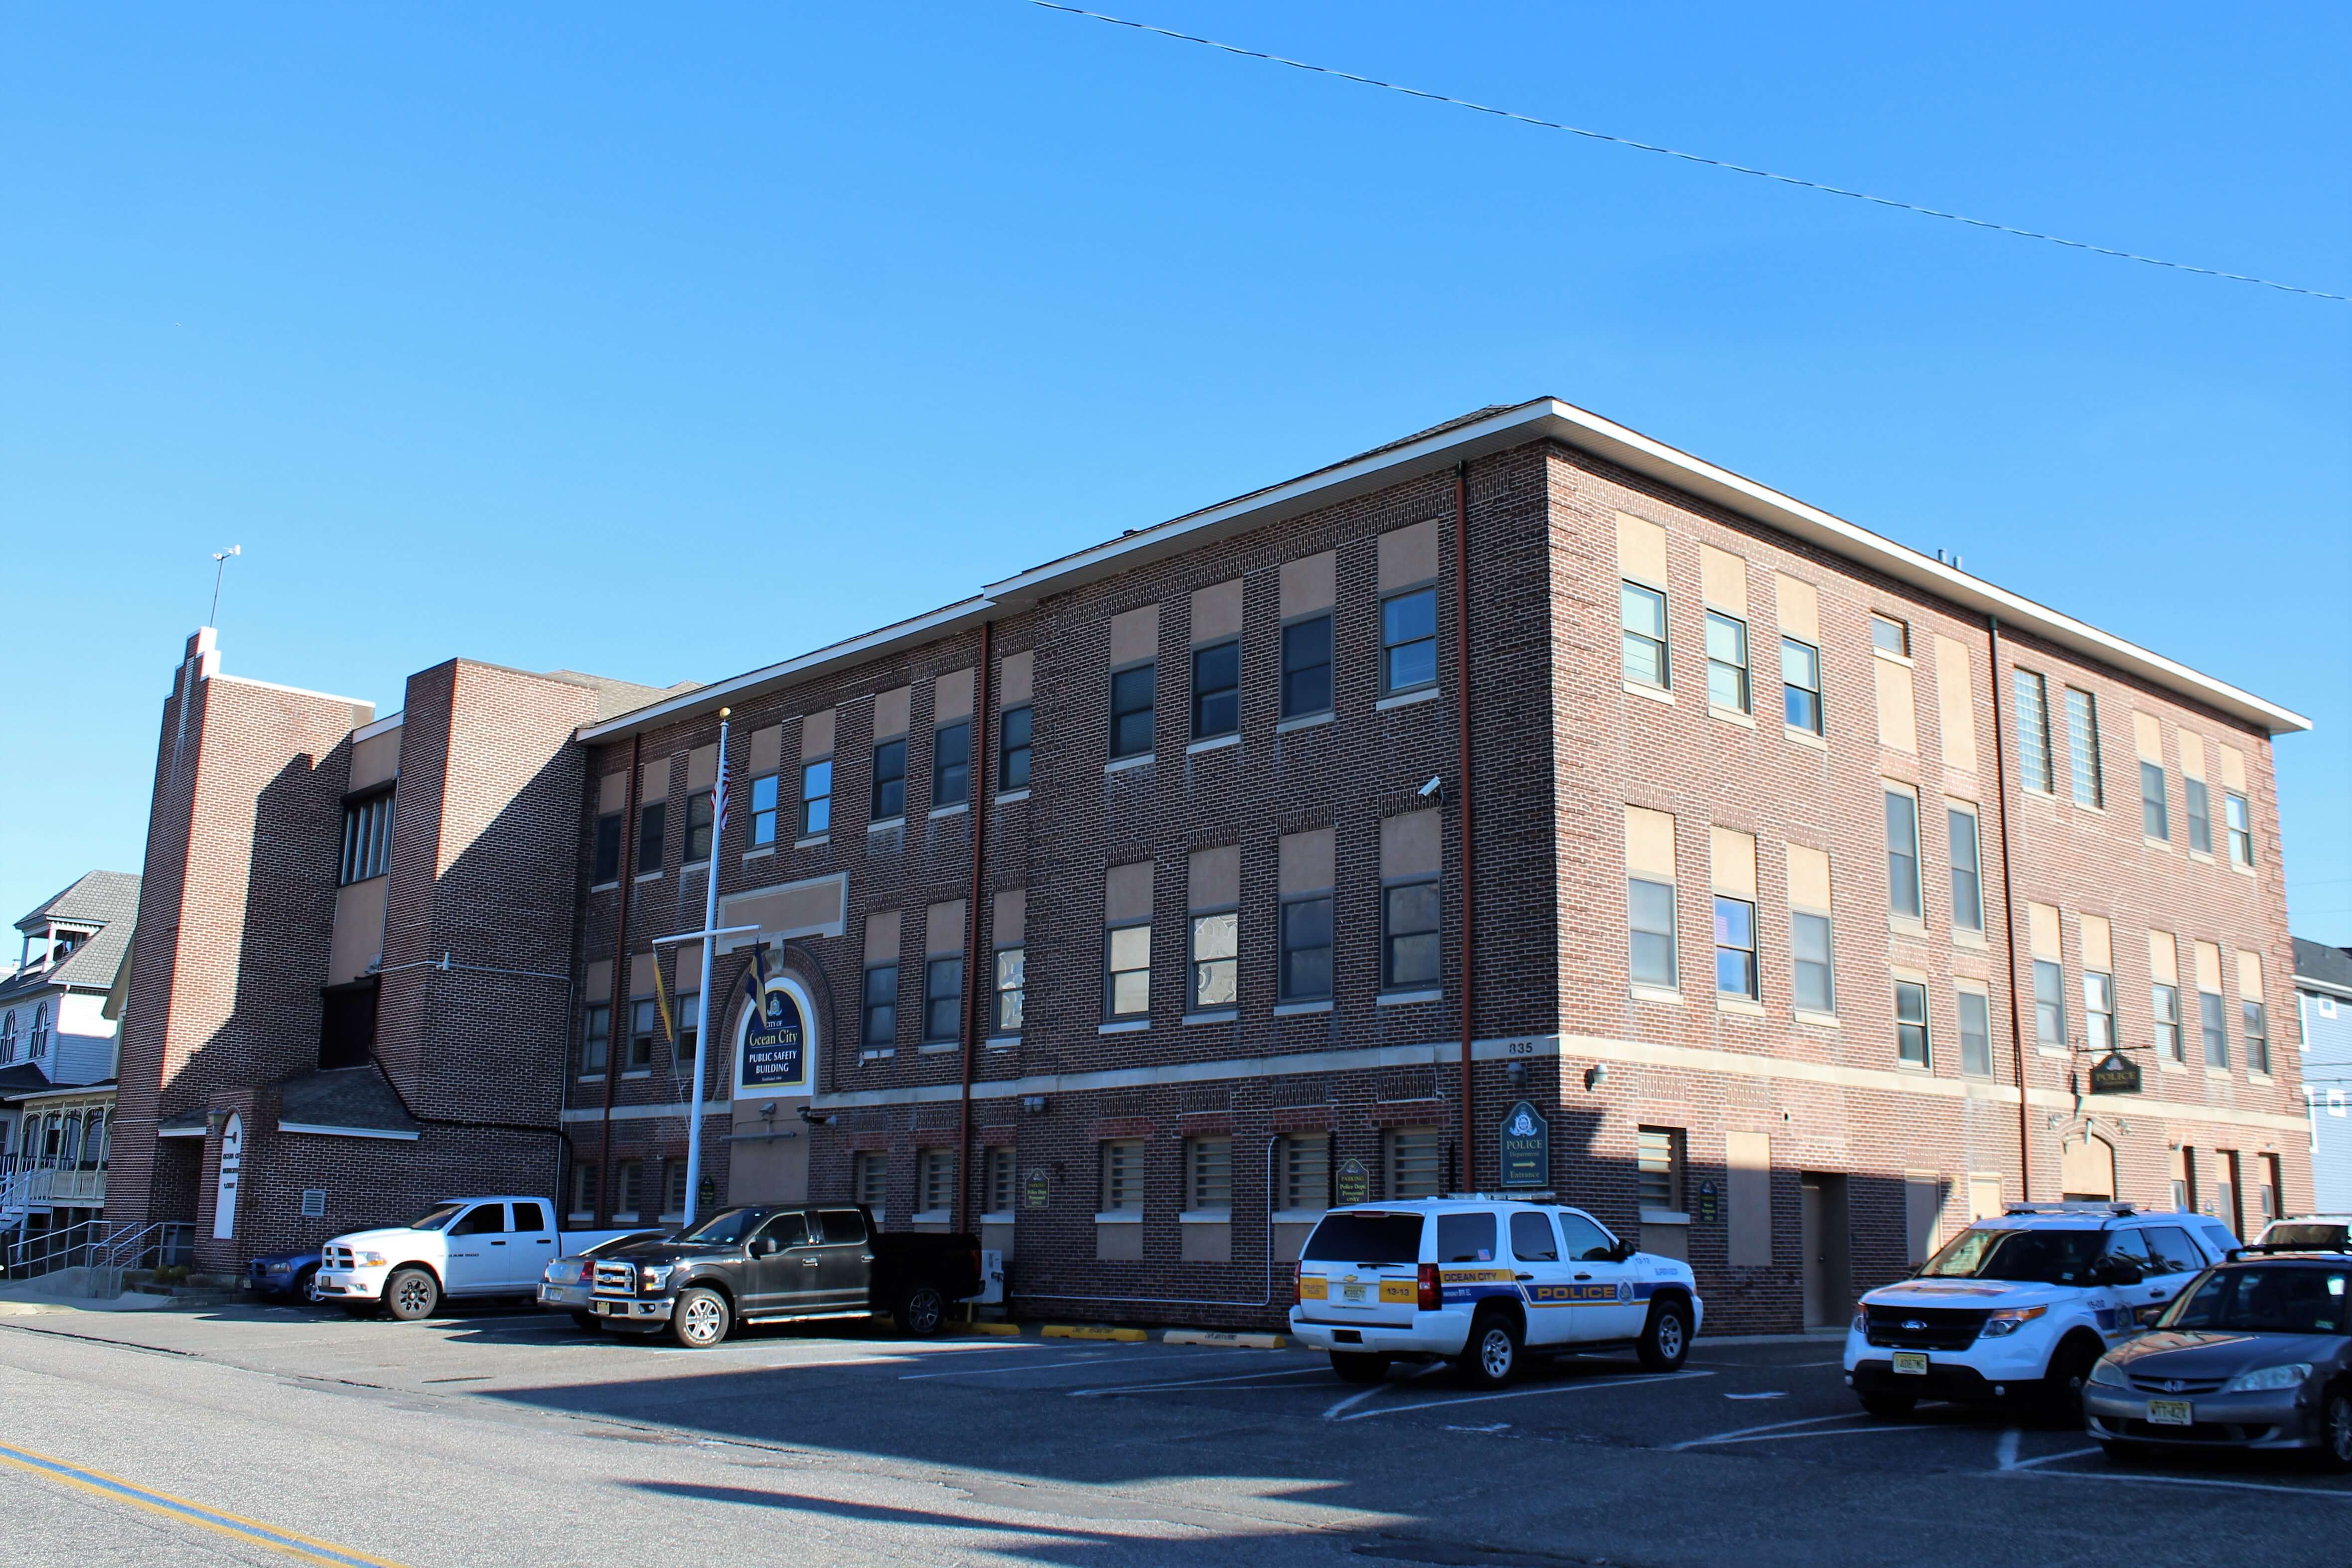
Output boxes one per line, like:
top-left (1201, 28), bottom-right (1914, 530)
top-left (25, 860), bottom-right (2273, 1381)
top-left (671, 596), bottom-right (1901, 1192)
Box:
top-left (208, 545), bottom-right (242, 629)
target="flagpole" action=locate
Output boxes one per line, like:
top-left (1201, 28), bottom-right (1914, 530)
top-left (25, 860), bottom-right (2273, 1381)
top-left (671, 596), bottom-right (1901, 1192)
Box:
top-left (682, 708), bottom-right (729, 1228)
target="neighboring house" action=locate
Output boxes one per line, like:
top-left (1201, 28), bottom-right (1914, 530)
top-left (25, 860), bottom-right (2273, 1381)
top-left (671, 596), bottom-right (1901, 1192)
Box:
top-left (0, 870), bottom-right (139, 1238)
top-left (2297, 937), bottom-right (2352, 1211)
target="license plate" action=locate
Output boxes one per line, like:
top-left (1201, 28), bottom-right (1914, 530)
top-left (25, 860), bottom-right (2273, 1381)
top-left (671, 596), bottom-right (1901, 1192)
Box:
top-left (1891, 1352), bottom-right (1928, 1376)
top-left (1341, 1284), bottom-right (1367, 1303)
top-left (2147, 1400), bottom-right (2194, 1426)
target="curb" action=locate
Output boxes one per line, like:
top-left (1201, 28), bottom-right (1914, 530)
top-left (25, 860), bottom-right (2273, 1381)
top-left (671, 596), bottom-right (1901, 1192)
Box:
top-left (1040, 1324), bottom-right (1149, 1342)
top-left (964, 1320), bottom-right (1022, 1336)
top-left (1163, 1330), bottom-right (1286, 1349)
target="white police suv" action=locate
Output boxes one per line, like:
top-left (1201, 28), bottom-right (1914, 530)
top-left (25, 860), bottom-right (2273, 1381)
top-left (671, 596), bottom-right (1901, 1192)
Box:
top-left (1845, 1202), bottom-right (2240, 1422)
top-left (1287, 1197), bottom-right (1702, 1387)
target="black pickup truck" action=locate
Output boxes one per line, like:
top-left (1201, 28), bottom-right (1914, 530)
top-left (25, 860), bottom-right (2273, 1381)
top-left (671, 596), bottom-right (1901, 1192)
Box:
top-left (583, 1203), bottom-right (981, 1348)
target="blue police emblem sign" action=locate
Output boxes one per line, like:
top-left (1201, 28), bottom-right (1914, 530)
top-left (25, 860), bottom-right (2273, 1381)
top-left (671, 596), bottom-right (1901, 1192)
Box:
top-left (740, 984), bottom-right (806, 1091)
top-left (1498, 1099), bottom-right (1549, 1189)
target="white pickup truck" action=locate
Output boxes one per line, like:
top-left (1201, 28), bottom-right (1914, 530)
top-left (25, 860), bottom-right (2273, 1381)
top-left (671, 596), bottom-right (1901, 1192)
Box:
top-left (313, 1196), bottom-right (641, 1321)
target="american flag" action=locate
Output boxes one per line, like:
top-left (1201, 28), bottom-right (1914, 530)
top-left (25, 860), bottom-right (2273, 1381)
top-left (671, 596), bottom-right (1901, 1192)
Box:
top-left (710, 765), bottom-right (729, 846)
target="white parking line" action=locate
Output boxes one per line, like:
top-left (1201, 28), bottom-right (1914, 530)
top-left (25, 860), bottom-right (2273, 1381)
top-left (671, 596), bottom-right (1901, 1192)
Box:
top-left (899, 1356), bottom-right (1114, 1381)
top-left (1321, 1361), bottom-right (1449, 1422)
top-left (1722, 1392), bottom-right (1787, 1401)
top-left (1670, 1412), bottom-right (1869, 1450)
top-left (1070, 1366), bottom-right (1332, 1397)
top-left (1687, 1424), bottom-right (1935, 1446)
top-left (2010, 1468), bottom-right (2352, 1500)
top-left (1336, 1370), bottom-right (1713, 1423)
top-left (2006, 1445), bottom-right (2102, 1470)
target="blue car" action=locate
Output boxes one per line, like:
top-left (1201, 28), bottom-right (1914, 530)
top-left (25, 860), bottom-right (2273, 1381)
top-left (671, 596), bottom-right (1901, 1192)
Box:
top-left (246, 1248), bottom-right (325, 1301)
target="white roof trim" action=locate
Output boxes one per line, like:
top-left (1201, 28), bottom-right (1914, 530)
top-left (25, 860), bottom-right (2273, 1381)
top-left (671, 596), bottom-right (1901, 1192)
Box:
top-left (276, 1120), bottom-right (421, 1142)
top-left (578, 398), bottom-right (2309, 742)
top-left (351, 711), bottom-right (404, 743)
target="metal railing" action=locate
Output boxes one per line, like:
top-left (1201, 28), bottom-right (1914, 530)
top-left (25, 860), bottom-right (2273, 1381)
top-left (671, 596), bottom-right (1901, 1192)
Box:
top-left (0, 1154), bottom-right (108, 1213)
top-left (1, 1218), bottom-right (192, 1282)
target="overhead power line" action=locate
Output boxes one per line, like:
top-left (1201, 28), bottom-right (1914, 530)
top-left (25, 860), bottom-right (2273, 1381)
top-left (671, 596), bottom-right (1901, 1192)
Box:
top-left (1022, 1), bottom-right (2347, 303)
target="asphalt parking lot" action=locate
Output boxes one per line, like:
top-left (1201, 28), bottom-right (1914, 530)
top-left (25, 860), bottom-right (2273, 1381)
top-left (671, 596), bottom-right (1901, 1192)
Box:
top-left (1, 1297), bottom-right (2346, 1566)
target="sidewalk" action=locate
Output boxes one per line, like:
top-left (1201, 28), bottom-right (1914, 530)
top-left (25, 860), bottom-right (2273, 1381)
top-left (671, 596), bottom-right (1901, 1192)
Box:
top-left (0, 1275), bottom-right (169, 1315)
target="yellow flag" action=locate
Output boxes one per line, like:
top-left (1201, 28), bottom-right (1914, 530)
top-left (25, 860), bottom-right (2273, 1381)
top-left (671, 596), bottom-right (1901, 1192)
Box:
top-left (652, 954), bottom-right (677, 1043)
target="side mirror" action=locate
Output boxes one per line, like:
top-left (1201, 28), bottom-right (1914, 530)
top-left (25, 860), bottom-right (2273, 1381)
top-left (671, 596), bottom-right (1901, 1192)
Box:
top-left (753, 1239), bottom-right (779, 1258)
top-left (1610, 1239), bottom-right (1640, 1263)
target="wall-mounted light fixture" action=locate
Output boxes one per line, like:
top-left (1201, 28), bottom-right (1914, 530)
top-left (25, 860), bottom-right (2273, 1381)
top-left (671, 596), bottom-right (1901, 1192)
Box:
top-left (205, 1109), bottom-right (227, 1136)
top-left (1505, 1061), bottom-right (1529, 1089)
top-left (796, 1107), bottom-right (835, 1127)
top-left (1583, 1064), bottom-right (1607, 1092)
top-left (1022, 1095), bottom-right (1049, 1115)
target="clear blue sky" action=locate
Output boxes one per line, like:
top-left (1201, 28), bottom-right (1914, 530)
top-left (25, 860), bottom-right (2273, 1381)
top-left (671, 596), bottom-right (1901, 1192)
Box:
top-left (4, 3), bottom-right (2347, 945)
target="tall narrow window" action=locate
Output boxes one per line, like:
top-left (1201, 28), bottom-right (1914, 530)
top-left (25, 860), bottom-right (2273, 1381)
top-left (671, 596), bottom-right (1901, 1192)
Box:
top-left (2224, 793), bottom-right (2253, 868)
top-left (1281, 895), bottom-right (1333, 1003)
top-left (1705, 612), bottom-right (1750, 713)
top-left (581, 1004), bottom-right (610, 1076)
top-left (919, 1149), bottom-right (956, 1217)
top-left (339, 789), bottom-right (395, 884)
top-left (683, 789), bottom-right (714, 862)
top-left (1187, 1136), bottom-right (1234, 1211)
top-left (628, 998), bottom-right (658, 1069)
top-left (2035, 957), bottom-right (2066, 1048)
top-left (1895, 980), bottom-right (1930, 1067)
top-left (1871, 615), bottom-right (1911, 658)
top-left (2014, 670), bottom-right (2054, 793)
top-left (2141, 760), bottom-right (2169, 841)
top-left (2185, 774), bottom-right (2212, 855)
top-left (636, 800), bottom-right (665, 874)
top-left (800, 757), bottom-right (833, 836)
top-left (854, 1152), bottom-right (889, 1224)
top-left (1100, 1140), bottom-right (1144, 1212)
top-left (1629, 880), bottom-right (1677, 989)
top-left (1947, 807), bottom-right (1983, 933)
top-left (1280, 616), bottom-right (1331, 718)
top-left (1383, 1127), bottom-right (1443, 1200)
top-left (1109, 664), bottom-right (1156, 759)
top-left (1621, 583), bottom-right (1668, 690)
top-left (2153, 982), bottom-right (2182, 1062)
top-left (591, 810), bottom-right (623, 884)
top-left (923, 957), bottom-right (963, 1043)
top-left (1282, 1134), bottom-right (1330, 1212)
top-left (871, 737), bottom-right (907, 820)
top-left (612, 1159), bottom-right (643, 1221)
top-left (2065, 688), bottom-right (2103, 808)
top-left (999, 705), bottom-right (1032, 792)
top-left (1885, 789), bottom-right (1922, 922)
top-left (750, 773), bottom-right (779, 848)
top-left (993, 946), bottom-right (1025, 1035)
top-left (1957, 988), bottom-right (1992, 1077)
top-left (932, 720), bottom-right (971, 808)
top-left (1714, 895), bottom-right (1757, 998)
top-left (984, 1146), bottom-right (1016, 1215)
top-left (1781, 638), bottom-right (1822, 733)
top-left (1191, 641), bottom-right (1239, 738)
top-left (1637, 1128), bottom-right (1686, 1211)
top-left (1106, 922), bottom-right (1151, 1019)
top-left (1382, 880), bottom-right (1440, 992)
top-left (1382, 588), bottom-right (1438, 694)
top-left (1792, 912), bottom-right (1833, 1013)
top-left (1190, 910), bottom-right (1237, 1011)
top-left (674, 991), bottom-right (698, 1064)
top-left (2083, 970), bottom-right (2115, 1054)
top-left (2201, 987), bottom-right (2227, 1068)
top-left (2243, 999), bottom-right (2268, 1075)
top-left (863, 964), bottom-right (898, 1048)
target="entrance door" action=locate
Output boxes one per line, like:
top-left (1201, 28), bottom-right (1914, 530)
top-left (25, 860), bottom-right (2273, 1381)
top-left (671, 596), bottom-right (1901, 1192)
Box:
top-left (443, 1202), bottom-right (510, 1294)
top-left (1800, 1174), bottom-right (1851, 1329)
top-left (808, 1208), bottom-right (873, 1310)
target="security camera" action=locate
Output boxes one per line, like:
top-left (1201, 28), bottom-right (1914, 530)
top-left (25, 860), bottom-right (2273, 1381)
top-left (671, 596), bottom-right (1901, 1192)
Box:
top-left (1419, 776), bottom-right (1443, 800)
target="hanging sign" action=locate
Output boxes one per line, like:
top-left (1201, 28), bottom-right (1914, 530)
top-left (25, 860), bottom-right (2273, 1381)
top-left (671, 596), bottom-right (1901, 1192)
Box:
top-left (1498, 1099), bottom-right (1550, 1189)
top-left (2087, 1052), bottom-right (2142, 1095)
top-left (1335, 1157), bottom-right (1370, 1206)
top-left (1024, 1169), bottom-right (1050, 1210)
top-left (739, 984), bottom-right (807, 1092)
top-left (1697, 1180), bottom-right (1719, 1223)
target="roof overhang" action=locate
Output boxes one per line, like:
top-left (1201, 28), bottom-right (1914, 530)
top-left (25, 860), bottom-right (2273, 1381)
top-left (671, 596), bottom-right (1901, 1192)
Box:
top-left (577, 398), bottom-right (2310, 744)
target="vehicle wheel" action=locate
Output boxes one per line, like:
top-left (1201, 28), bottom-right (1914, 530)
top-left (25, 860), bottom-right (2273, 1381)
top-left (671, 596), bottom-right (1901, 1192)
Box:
top-left (1636, 1298), bottom-right (1692, 1372)
top-left (569, 1311), bottom-right (600, 1332)
top-left (1857, 1392), bottom-right (1917, 1419)
top-left (2041, 1337), bottom-right (2101, 1427)
top-left (1453, 1309), bottom-right (1522, 1389)
top-left (2318, 1385), bottom-right (2352, 1474)
top-left (382, 1267), bottom-right (440, 1322)
top-left (668, 1286), bottom-right (731, 1349)
top-left (894, 1282), bottom-right (949, 1339)
top-left (1329, 1352), bottom-right (1392, 1385)
top-left (2100, 1439), bottom-right (2152, 1465)
top-left (293, 1267), bottom-right (318, 1304)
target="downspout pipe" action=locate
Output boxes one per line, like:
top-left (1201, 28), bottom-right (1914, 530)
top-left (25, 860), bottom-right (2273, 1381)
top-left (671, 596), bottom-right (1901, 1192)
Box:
top-left (956, 620), bottom-right (994, 1234)
top-left (1454, 461), bottom-right (1477, 1186)
top-left (1986, 615), bottom-right (2033, 1201)
top-left (596, 733), bottom-right (642, 1223)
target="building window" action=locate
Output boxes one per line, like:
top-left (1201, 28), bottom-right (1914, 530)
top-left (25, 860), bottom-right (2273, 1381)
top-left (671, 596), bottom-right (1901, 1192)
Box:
top-left (1792, 911), bottom-right (1833, 1014)
top-left (27, 1002), bottom-right (48, 1059)
top-left (2062, 689), bottom-right (2103, 808)
top-left (1000, 705), bottom-right (1033, 791)
top-left (581, 1004), bottom-right (610, 1076)
top-left (1109, 663), bottom-right (1156, 759)
top-left (1620, 583), bottom-right (1668, 689)
top-left (2244, 1000), bottom-right (2268, 1075)
top-left (2185, 776), bottom-right (2212, 855)
top-left (923, 957), bottom-right (963, 1044)
top-left (1100, 1140), bottom-right (1144, 1213)
top-left (800, 757), bottom-right (833, 836)
top-left (919, 1149), bottom-right (956, 1216)
top-left (1871, 614), bottom-right (1910, 658)
top-left (2224, 793), bottom-right (2253, 868)
top-left (993, 946), bottom-right (1025, 1035)
top-left (1281, 1134), bottom-right (1329, 1212)
top-left (1382, 588), bottom-right (1438, 695)
top-left (1947, 807), bottom-right (1983, 932)
top-left (1714, 895), bottom-right (1757, 998)
top-left (2014, 671), bottom-right (2054, 794)
top-left (1958, 988), bottom-right (1992, 1077)
top-left (674, 991), bottom-right (698, 1064)
top-left (871, 737), bottom-right (907, 820)
top-left (863, 964), bottom-right (898, 1048)
top-left (591, 811), bottom-right (623, 884)
top-left (1188, 1136), bottom-right (1233, 1211)
top-left (1281, 615), bottom-right (1332, 718)
top-left (569, 1162), bottom-right (598, 1220)
top-left (612, 1159), bottom-right (643, 1221)
top-left (2200, 987), bottom-right (2227, 1068)
top-left (1382, 879), bottom-right (1441, 992)
top-left (0, 1011), bottom-right (13, 1064)
top-left (750, 773), bottom-right (779, 847)
top-left (2153, 982), bottom-right (2182, 1062)
top-left (1629, 878), bottom-right (1677, 989)
top-left (984, 1146), bottom-right (1016, 1215)
top-left (636, 800), bottom-right (665, 873)
top-left (1885, 789), bottom-right (1922, 921)
top-left (2034, 958), bottom-right (2066, 1048)
top-left (2083, 970), bottom-right (2115, 1054)
top-left (1189, 911), bottom-right (1237, 1011)
top-left (1191, 641), bottom-right (1239, 739)
top-left (339, 789), bottom-right (394, 884)
top-left (664, 1160), bottom-right (689, 1220)
top-left (854, 1152), bottom-right (889, 1225)
top-left (1781, 638), bottom-right (1822, 733)
top-left (628, 998), bottom-right (658, 1069)
top-left (1705, 612), bottom-right (1750, 713)
top-left (1105, 921), bottom-right (1151, 1019)
top-left (932, 720), bottom-right (971, 808)
top-left (1636, 1127), bottom-right (1685, 1211)
top-left (1895, 980), bottom-right (1930, 1067)
top-left (1383, 1127), bottom-right (1443, 1200)
top-left (1280, 893), bottom-right (1333, 1002)
top-left (684, 789), bottom-right (714, 863)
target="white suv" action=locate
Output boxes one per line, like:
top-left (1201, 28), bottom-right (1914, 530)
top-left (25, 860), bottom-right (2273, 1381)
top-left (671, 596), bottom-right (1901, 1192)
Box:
top-left (1845, 1202), bottom-right (2240, 1421)
top-left (1287, 1197), bottom-right (1702, 1386)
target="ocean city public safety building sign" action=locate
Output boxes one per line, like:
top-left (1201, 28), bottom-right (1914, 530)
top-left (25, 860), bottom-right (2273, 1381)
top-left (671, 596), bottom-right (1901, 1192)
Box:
top-left (1499, 1099), bottom-right (1549, 1189)
top-left (740, 983), bottom-right (807, 1091)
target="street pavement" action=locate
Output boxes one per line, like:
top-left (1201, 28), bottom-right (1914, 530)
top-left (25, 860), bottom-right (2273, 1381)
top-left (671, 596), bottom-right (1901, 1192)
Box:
top-left (0, 1298), bottom-right (2344, 1566)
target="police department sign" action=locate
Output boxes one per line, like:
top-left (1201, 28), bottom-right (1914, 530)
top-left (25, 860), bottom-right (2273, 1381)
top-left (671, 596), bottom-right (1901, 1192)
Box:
top-left (1498, 1099), bottom-right (1549, 1189)
top-left (738, 982), bottom-right (808, 1092)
